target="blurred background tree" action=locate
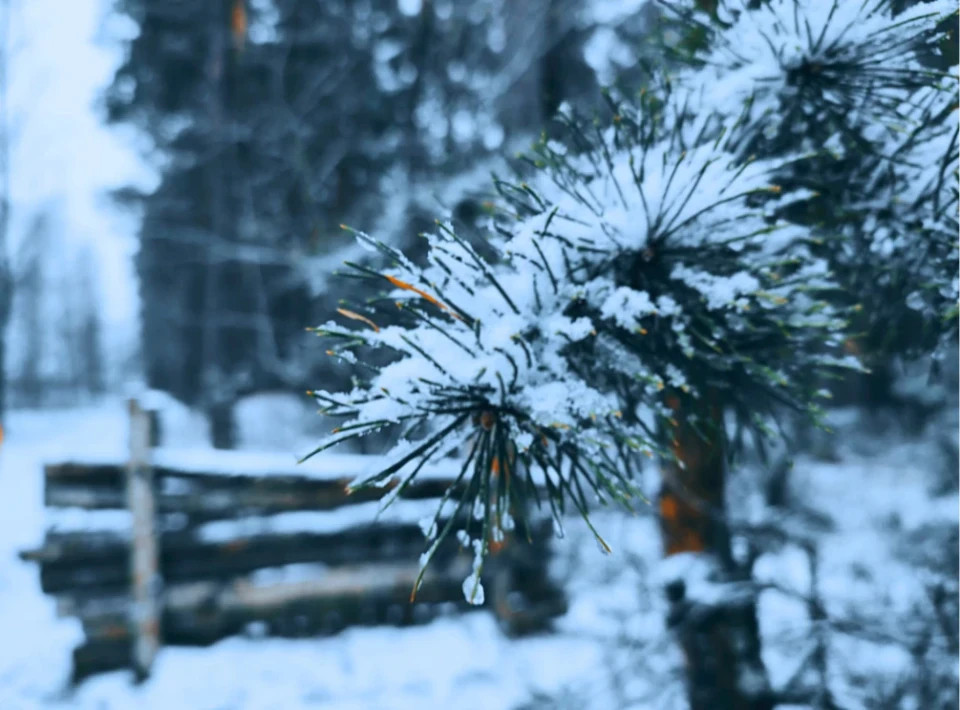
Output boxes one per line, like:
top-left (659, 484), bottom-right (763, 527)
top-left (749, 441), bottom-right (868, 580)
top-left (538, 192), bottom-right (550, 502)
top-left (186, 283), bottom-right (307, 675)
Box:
top-left (103, 0), bottom-right (639, 447)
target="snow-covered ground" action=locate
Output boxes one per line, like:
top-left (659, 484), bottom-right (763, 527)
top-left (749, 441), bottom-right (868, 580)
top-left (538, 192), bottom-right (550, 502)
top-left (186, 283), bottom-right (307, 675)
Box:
top-left (0, 400), bottom-right (955, 709)
top-left (0, 401), bottom-right (608, 710)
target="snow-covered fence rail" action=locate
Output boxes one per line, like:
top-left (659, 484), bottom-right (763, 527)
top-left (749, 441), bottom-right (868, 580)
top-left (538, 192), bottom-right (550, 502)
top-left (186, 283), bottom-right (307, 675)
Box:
top-left (19, 398), bottom-right (566, 684)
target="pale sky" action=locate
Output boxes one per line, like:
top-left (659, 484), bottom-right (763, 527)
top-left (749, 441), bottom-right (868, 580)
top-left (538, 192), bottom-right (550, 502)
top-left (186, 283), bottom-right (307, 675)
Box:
top-left (8, 0), bottom-right (152, 334)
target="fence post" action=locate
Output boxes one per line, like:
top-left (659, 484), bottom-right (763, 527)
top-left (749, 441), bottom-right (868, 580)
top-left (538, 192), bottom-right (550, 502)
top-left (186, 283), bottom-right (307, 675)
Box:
top-left (126, 398), bottom-right (160, 681)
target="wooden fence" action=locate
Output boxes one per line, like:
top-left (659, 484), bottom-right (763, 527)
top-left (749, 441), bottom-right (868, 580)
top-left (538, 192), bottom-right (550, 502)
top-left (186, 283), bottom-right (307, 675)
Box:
top-left (19, 399), bottom-right (567, 683)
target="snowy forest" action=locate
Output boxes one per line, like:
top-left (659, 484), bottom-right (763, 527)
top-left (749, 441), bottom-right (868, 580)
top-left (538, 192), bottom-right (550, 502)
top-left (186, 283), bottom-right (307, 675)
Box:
top-left (0, 0), bottom-right (958, 709)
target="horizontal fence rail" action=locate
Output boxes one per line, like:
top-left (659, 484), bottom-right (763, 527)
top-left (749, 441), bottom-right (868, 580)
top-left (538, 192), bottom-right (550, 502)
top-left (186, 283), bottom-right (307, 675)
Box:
top-left (20, 397), bottom-right (567, 683)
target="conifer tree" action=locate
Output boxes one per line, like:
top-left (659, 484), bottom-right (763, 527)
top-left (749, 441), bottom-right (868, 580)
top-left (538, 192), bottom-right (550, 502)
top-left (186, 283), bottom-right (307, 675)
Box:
top-left (658, 0), bottom-right (959, 395)
top-left (308, 2), bottom-right (956, 706)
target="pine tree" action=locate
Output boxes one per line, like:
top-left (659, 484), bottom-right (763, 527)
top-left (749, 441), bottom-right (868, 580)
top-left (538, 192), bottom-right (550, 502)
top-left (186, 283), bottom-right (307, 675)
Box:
top-left (657, 0), bottom-right (959, 403)
top-left (307, 1), bottom-right (956, 707)
top-left (10, 207), bottom-right (51, 407)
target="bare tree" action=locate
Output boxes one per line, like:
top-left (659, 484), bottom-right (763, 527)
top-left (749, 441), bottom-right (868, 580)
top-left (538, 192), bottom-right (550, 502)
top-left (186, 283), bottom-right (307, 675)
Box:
top-left (0, 0), bottom-right (14, 422)
top-left (65, 246), bottom-right (105, 397)
top-left (9, 207), bottom-right (50, 407)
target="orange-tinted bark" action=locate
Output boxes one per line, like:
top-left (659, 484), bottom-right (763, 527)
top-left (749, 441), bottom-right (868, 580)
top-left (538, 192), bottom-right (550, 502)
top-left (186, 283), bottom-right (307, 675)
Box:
top-left (230, 0), bottom-right (247, 52)
top-left (658, 391), bottom-right (727, 560)
top-left (659, 389), bottom-right (773, 710)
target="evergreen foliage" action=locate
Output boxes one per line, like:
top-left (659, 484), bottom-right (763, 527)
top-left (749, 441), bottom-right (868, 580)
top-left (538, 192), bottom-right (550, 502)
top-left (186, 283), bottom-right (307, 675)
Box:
top-left (656, 0), bottom-right (960, 358)
top-left (310, 0), bottom-right (956, 603)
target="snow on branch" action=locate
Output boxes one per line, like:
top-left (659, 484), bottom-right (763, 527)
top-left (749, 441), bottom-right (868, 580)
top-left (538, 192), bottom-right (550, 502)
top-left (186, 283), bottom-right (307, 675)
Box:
top-left (300, 0), bottom-right (952, 594)
top-left (304, 95), bottom-right (860, 596)
top-left (660, 0), bottom-right (958, 159)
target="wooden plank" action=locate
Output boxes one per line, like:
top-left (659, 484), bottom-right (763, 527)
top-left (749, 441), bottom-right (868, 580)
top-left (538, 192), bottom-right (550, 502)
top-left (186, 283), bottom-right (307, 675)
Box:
top-left (54, 557), bottom-right (565, 650)
top-left (28, 520), bottom-right (551, 596)
top-left (44, 458), bottom-right (553, 519)
top-left (75, 557), bottom-right (474, 645)
top-left (126, 398), bottom-right (160, 681)
top-left (45, 483), bottom-right (125, 510)
top-left (25, 517), bottom-right (554, 594)
top-left (68, 571), bottom-right (467, 683)
top-left (56, 592), bottom-right (128, 620)
top-left (44, 466), bottom-right (471, 517)
top-left (28, 523), bottom-right (462, 594)
top-left (68, 563), bottom-right (565, 685)
top-left (67, 554), bottom-right (565, 648)
top-left (42, 448), bottom-right (464, 487)
top-left (45, 461), bottom-right (125, 485)
top-left (20, 529), bottom-right (127, 562)
top-left (53, 524), bottom-right (563, 684)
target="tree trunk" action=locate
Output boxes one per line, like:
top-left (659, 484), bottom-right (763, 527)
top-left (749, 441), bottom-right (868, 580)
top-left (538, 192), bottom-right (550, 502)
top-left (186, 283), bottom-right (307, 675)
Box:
top-left (0, 0), bottom-right (10, 424)
top-left (659, 389), bottom-right (774, 710)
top-left (0, 252), bottom-right (12, 418)
top-left (0, 330), bottom-right (6, 422)
top-left (208, 399), bottom-right (236, 450)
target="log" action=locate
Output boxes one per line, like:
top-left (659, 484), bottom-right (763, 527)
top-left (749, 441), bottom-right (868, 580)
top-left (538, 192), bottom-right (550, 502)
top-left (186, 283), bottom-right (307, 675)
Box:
top-left (40, 559), bottom-right (130, 595)
top-left (69, 577), bottom-right (465, 683)
top-left (56, 592), bottom-right (128, 621)
top-left (75, 558), bottom-right (474, 645)
top-left (44, 462), bottom-right (125, 487)
top-left (28, 518), bottom-right (554, 596)
top-left (45, 483), bottom-right (125, 510)
top-left (30, 524), bottom-right (452, 595)
top-left (59, 546), bottom-right (564, 685)
top-left (45, 463), bottom-right (469, 519)
top-left (57, 557), bottom-right (563, 659)
top-left (20, 530), bottom-right (132, 563)
top-left (67, 554), bottom-right (564, 674)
